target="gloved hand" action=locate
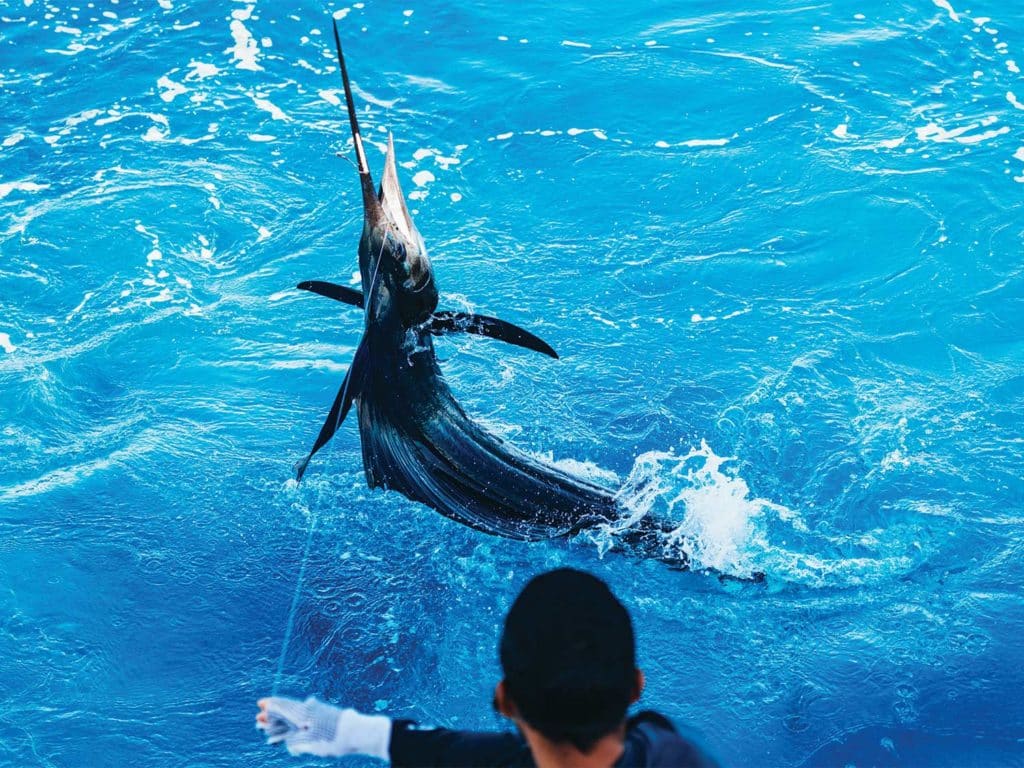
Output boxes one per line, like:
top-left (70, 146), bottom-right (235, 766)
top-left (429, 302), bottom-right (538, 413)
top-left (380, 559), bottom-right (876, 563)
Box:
top-left (256, 696), bottom-right (391, 759)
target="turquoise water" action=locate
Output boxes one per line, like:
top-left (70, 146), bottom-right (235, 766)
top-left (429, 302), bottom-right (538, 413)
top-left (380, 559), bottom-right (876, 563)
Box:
top-left (2, 0), bottom-right (1023, 765)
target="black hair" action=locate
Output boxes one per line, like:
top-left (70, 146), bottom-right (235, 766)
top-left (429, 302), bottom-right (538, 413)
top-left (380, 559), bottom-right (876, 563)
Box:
top-left (499, 568), bottom-right (637, 753)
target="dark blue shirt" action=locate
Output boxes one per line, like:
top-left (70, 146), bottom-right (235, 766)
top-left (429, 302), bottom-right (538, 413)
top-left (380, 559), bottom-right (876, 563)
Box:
top-left (389, 711), bottom-right (720, 768)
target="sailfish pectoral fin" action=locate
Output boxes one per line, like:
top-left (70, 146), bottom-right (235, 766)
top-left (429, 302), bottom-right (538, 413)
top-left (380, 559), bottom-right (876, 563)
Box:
top-left (425, 311), bottom-right (559, 359)
top-left (294, 339), bottom-right (368, 481)
top-left (297, 280), bottom-right (365, 308)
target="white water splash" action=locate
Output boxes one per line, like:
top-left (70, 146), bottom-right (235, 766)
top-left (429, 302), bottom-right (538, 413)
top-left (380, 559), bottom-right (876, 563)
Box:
top-left (573, 441), bottom-right (926, 586)
top-left (187, 60), bottom-right (220, 80)
top-left (0, 181), bottom-right (49, 199)
top-left (604, 442), bottom-right (799, 576)
top-left (932, 0), bottom-right (960, 23)
top-left (655, 137), bottom-right (732, 149)
top-left (411, 170), bottom-right (435, 187)
top-left (916, 119), bottom-right (1008, 145)
top-left (252, 96), bottom-right (288, 121)
top-left (228, 9), bottom-right (261, 72)
top-left (157, 75), bottom-right (187, 102)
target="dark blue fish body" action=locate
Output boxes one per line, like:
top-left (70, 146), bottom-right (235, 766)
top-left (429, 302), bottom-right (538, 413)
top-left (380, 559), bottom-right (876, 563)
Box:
top-left (294, 24), bottom-right (618, 541)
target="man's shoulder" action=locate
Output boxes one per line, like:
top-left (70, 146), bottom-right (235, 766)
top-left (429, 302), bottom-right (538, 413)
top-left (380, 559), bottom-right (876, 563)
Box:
top-left (622, 711), bottom-right (720, 768)
top-left (390, 719), bottom-right (531, 768)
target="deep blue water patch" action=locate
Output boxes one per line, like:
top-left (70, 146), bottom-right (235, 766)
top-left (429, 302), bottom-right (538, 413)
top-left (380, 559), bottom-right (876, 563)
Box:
top-left (2, 0), bottom-right (1023, 765)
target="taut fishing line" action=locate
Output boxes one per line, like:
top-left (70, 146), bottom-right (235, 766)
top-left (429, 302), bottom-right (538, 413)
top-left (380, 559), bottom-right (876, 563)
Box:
top-left (272, 507), bottom-right (319, 696)
top-left (271, 219), bottom-right (391, 694)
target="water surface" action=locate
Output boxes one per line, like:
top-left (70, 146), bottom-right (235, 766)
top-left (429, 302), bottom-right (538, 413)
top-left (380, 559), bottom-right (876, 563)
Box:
top-left (2, 0), bottom-right (1023, 765)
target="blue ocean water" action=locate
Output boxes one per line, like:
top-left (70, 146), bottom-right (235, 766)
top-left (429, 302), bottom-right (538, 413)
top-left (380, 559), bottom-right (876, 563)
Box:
top-left (2, 0), bottom-right (1023, 765)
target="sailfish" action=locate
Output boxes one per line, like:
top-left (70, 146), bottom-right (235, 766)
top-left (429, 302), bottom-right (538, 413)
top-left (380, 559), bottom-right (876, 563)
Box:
top-left (293, 22), bottom-right (620, 541)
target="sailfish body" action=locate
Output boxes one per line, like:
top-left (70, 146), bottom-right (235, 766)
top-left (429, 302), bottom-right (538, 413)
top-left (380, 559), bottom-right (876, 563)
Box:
top-left (294, 23), bottom-right (618, 541)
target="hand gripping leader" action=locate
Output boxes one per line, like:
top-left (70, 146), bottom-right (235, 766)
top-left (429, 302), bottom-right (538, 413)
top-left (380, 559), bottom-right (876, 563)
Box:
top-left (256, 696), bottom-right (391, 758)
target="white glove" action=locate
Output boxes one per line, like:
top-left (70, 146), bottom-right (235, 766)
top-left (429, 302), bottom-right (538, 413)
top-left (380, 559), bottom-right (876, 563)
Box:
top-left (256, 696), bottom-right (392, 759)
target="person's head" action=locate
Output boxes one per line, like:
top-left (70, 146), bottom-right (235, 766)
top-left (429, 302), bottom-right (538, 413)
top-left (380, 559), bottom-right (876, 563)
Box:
top-left (494, 569), bottom-right (644, 755)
